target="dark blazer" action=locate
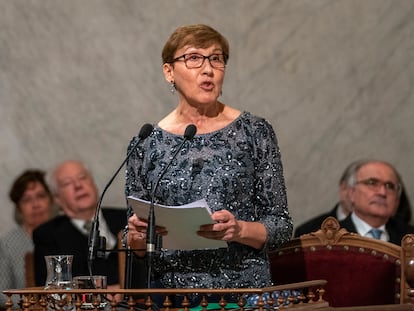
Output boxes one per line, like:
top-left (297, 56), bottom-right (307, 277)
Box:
top-left (33, 208), bottom-right (126, 286)
top-left (339, 213), bottom-right (414, 245)
top-left (294, 203), bottom-right (340, 237)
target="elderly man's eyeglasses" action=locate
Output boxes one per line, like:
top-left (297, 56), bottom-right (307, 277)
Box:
top-left (355, 178), bottom-right (401, 194)
top-left (170, 53), bottom-right (227, 69)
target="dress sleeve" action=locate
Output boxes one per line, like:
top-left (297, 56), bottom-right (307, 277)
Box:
top-left (252, 118), bottom-right (293, 250)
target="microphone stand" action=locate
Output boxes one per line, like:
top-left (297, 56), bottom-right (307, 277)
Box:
top-left (146, 124), bottom-right (197, 289)
top-left (87, 123), bottom-right (153, 279)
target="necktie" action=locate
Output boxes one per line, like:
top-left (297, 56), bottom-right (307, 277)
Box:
top-left (83, 220), bottom-right (93, 235)
top-left (369, 228), bottom-right (383, 239)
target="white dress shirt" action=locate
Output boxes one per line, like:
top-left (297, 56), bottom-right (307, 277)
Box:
top-left (71, 211), bottom-right (116, 249)
top-left (350, 213), bottom-right (388, 241)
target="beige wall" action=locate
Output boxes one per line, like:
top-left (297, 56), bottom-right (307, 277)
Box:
top-left (1, 0), bottom-right (413, 235)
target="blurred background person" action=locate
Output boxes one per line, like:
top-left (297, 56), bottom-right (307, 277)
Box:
top-left (0, 169), bottom-right (54, 308)
top-left (294, 159), bottom-right (412, 237)
top-left (33, 160), bottom-right (126, 292)
top-left (339, 159), bottom-right (414, 245)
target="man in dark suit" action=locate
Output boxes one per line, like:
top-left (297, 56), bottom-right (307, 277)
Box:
top-left (33, 160), bottom-right (126, 288)
top-left (338, 159), bottom-right (414, 245)
top-left (294, 160), bottom-right (413, 238)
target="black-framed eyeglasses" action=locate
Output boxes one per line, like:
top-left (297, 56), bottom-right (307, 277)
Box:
top-left (169, 53), bottom-right (227, 69)
top-left (355, 178), bottom-right (401, 194)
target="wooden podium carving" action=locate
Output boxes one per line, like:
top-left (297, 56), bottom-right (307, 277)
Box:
top-left (3, 280), bottom-right (327, 311)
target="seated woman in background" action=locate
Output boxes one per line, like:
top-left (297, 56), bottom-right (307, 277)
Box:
top-left (0, 169), bottom-right (54, 308)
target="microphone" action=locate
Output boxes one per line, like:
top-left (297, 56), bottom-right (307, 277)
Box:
top-left (87, 123), bottom-right (153, 275)
top-left (145, 124), bottom-right (197, 286)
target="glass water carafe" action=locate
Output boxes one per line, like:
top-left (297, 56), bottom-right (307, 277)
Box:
top-left (44, 255), bottom-right (73, 290)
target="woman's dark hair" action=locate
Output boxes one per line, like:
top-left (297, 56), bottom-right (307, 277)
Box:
top-left (9, 169), bottom-right (52, 204)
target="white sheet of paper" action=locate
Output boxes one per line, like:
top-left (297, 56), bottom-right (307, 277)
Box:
top-left (127, 196), bottom-right (227, 250)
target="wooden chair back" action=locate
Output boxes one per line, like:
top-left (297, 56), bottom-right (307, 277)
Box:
top-left (400, 233), bottom-right (414, 303)
top-left (118, 230), bottom-right (126, 288)
top-left (24, 251), bottom-right (36, 288)
top-left (270, 216), bottom-right (402, 307)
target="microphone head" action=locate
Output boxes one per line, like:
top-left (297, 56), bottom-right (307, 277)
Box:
top-left (139, 123), bottom-right (154, 139)
top-left (184, 124), bottom-right (197, 140)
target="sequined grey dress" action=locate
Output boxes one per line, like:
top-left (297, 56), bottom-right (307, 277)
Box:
top-left (125, 111), bottom-right (292, 290)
